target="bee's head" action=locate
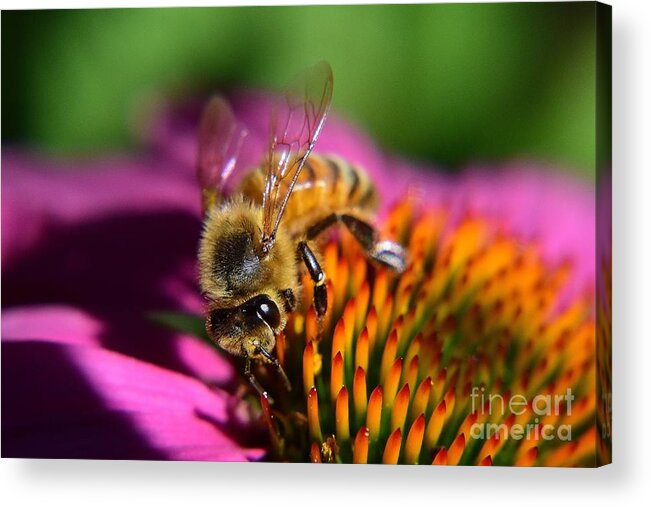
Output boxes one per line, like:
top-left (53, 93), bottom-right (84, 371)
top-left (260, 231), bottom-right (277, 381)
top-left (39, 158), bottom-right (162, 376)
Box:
top-left (206, 293), bottom-right (284, 358)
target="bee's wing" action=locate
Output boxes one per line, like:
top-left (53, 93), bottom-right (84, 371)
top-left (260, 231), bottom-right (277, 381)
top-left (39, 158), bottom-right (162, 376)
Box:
top-left (196, 96), bottom-right (248, 213)
top-left (260, 61), bottom-right (333, 254)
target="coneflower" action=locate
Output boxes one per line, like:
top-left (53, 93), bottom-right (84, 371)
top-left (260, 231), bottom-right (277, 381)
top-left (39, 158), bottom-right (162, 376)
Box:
top-left (253, 197), bottom-right (600, 466)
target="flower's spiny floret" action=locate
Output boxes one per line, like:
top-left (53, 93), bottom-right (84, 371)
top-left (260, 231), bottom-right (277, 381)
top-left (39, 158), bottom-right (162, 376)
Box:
top-left (257, 198), bottom-right (598, 466)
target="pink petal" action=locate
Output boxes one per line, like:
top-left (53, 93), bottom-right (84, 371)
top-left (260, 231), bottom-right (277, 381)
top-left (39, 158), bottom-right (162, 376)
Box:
top-left (2, 305), bottom-right (236, 391)
top-left (1, 149), bottom-right (200, 270)
top-left (2, 151), bottom-right (211, 375)
top-left (2, 339), bottom-right (265, 461)
top-left (1, 305), bottom-right (103, 347)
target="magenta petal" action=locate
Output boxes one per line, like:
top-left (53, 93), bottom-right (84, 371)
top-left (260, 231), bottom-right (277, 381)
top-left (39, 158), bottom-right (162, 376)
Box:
top-left (173, 333), bottom-right (236, 386)
top-left (1, 149), bottom-right (201, 269)
top-left (2, 149), bottom-right (205, 315)
top-left (2, 150), bottom-right (201, 310)
top-left (1, 150), bottom-right (212, 375)
top-left (2, 339), bottom-right (265, 461)
top-left (1, 305), bottom-right (103, 347)
top-left (2, 304), bottom-right (237, 392)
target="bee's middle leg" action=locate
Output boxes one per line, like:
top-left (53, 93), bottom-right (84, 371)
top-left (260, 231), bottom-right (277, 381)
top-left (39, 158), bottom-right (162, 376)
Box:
top-left (308, 212), bottom-right (406, 273)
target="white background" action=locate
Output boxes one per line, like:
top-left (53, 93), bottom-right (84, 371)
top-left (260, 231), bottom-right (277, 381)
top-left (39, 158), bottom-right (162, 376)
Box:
top-left (1, 0), bottom-right (650, 505)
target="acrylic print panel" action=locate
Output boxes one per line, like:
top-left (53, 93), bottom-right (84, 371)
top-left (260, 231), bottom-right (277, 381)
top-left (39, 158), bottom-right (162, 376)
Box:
top-left (1, 2), bottom-right (611, 466)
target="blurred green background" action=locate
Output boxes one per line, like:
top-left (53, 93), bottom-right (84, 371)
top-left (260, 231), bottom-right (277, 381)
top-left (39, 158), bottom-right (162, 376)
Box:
top-left (2, 3), bottom-right (597, 177)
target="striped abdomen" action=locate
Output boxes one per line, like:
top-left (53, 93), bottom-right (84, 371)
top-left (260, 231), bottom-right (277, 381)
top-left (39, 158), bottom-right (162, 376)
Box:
top-left (237, 154), bottom-right (378, 233)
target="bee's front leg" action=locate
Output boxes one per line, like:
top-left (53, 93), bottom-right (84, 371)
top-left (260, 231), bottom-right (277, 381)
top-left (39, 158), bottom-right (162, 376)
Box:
top-left (297, 241), bottom-right (328, 321)
top-left (244, 355), bottom-right (271, 401)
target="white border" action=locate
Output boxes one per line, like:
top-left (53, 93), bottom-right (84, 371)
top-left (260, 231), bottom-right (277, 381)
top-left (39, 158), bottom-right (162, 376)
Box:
top-left (2, 1), bottom-right (650, 506)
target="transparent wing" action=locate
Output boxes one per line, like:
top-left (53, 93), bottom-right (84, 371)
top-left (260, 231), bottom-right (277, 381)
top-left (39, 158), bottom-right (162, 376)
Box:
top-left (196, 96), bottom-right (248, 213)
top-left (260, 61), bottom-right (333, 254)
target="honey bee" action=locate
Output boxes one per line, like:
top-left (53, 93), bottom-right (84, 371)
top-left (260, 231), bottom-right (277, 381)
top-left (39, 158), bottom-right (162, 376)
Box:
top-left (196, 62), bottom-right (406, 398)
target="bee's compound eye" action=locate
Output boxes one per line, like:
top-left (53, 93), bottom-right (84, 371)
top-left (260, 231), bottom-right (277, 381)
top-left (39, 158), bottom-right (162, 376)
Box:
top-left (244, 295), bottom-right (281, 329)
